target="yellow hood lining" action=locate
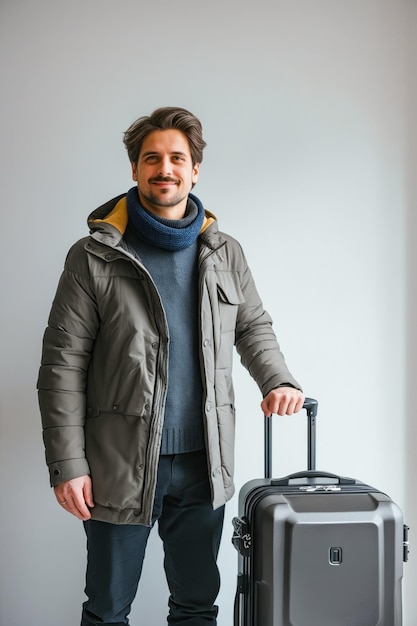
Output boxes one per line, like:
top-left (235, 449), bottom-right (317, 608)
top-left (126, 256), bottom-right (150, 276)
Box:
top-left (90, 196), bottom-right (216, 235)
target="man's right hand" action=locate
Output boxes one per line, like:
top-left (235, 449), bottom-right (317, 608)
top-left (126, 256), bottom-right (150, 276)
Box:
top-left (53, 475), bottom-right (94, 521)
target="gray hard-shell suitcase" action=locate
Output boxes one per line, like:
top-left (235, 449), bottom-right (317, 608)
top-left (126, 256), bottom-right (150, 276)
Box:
top-left (232, 398), bottom-right (409, 626)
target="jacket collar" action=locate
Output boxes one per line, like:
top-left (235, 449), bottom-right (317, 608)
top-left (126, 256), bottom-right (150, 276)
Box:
top-left (87, 193), bottom-right (225, 250)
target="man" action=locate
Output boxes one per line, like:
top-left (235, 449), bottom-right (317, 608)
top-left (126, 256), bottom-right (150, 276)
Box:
top-left (37, 106), bottom-right (304, 625)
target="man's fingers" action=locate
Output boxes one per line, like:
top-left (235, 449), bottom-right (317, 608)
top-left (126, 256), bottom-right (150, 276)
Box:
top-left (72, 494), bottom-right (92, 521)
top-left (280, 395), bottom-right (303, 416)
top-left (261, 388), bottom-right (305, 416)
top-left (54, 476), bottom-right (93, 521)
top-left (83, 478), bottom-right (95, 508)
top-left (58, 494), bottom-right (91, 521)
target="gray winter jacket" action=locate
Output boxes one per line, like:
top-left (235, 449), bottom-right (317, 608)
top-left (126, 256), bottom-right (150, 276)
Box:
top-left (37, 194), bottom-right (301, 526)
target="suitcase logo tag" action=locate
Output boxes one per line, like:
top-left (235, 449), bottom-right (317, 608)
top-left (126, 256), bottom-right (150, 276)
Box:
top-left (299, 485), bottom-right (341, 492)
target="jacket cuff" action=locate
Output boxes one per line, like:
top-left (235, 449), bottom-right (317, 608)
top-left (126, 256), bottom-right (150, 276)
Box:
top-left (49, 458), bottom-right (90, 487)
top-left (262, 378), bottom-right (303, 398)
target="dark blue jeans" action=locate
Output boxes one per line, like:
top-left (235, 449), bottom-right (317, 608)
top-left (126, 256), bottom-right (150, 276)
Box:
top-left (81, 450), bottom-right (225, 625)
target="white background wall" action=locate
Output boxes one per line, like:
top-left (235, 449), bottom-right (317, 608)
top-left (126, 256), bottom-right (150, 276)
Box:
top-left (1, 0), bottom-right (416, 624)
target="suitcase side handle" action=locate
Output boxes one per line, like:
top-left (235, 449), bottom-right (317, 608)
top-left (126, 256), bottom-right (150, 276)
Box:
top-left (264, 396), bottom-right (318, 479)
top-left (271, 470), bottom-right (356, 487)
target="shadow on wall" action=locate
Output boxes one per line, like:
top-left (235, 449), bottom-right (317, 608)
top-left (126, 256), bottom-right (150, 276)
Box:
top-left (405, 190), bottom-right (417, 620)
top-left (405, 7), bottom-right (417, 618)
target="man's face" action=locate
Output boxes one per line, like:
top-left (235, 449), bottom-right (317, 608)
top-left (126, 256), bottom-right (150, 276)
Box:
top-left (131, 129), bottom-right (200, 219)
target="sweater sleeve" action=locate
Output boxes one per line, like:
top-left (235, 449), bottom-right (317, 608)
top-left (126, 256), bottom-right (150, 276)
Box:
top-left (37, 242), bottom-right (99, 486)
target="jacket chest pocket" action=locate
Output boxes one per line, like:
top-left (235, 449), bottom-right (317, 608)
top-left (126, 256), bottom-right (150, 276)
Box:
top-left (215, 271), bottom-right (245, 333)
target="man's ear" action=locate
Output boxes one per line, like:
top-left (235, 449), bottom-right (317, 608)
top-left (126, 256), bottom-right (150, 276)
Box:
top-left (192, 162), bottom-right (200, 185)
top-left (131, 162), bottom-right (138, 181)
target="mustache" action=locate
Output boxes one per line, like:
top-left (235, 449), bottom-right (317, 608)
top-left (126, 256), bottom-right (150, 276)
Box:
top-left (149, 176), bottom-right (180, 183)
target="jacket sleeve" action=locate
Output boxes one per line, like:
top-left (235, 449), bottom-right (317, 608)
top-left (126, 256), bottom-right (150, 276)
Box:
top-left (234, 252), bottom-right (302, 397)
top-left (37, 241), bottom-right (99, 486)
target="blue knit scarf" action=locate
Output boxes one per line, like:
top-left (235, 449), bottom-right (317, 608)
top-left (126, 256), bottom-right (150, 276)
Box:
top-left (126, 186), bottom-right (205, 251)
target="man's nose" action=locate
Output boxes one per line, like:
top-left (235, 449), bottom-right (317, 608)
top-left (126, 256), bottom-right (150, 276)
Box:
top-left (158, 157), bottom-right (172, 176)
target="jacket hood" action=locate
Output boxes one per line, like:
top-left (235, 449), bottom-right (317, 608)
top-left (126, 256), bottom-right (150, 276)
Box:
top-left (88, 194), bottom-right (217, 241)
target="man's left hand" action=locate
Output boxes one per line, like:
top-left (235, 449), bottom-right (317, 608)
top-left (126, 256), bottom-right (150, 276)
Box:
top-left (261, 387), bottom-right (304, 417)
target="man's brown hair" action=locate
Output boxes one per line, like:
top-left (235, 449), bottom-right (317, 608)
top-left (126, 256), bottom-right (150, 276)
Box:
top-left (123, 107), bottom-right (207, 166)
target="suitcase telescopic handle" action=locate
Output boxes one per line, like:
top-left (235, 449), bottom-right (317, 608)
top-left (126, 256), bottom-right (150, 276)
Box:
top-left (264, 396), bottom-right (318, 479)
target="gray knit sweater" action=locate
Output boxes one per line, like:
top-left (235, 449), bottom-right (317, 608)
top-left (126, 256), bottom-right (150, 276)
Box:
top-left (124, 222), bottom-right (205, 455)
